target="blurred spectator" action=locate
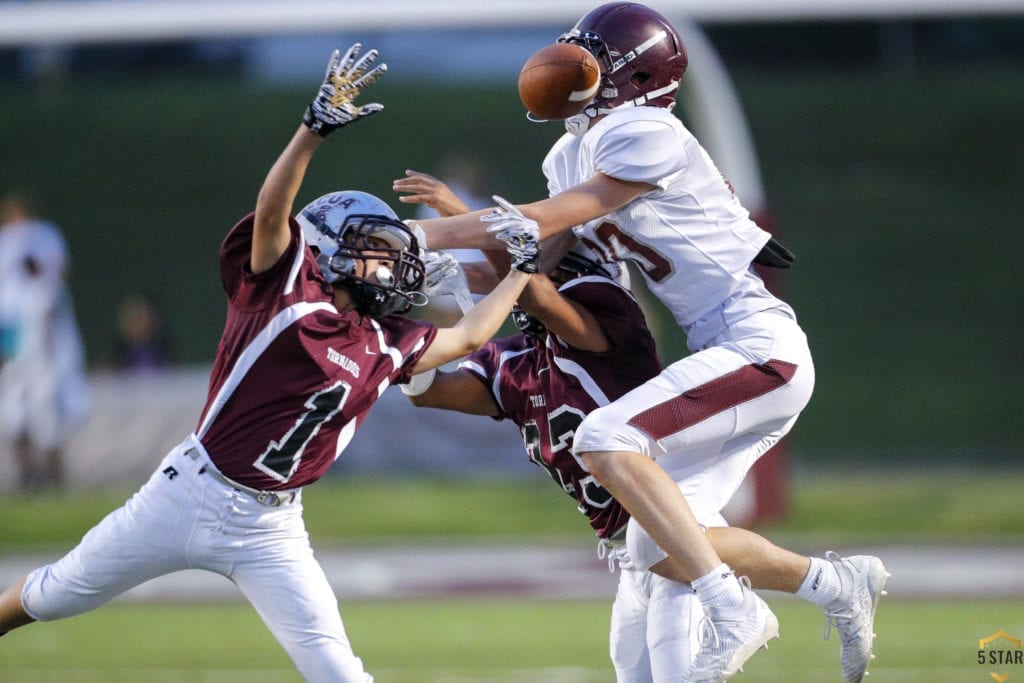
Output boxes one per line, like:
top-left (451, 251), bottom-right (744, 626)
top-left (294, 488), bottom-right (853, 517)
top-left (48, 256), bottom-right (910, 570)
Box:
top-left (112, 292), bottom-right (174, 374)
top-left (0, 192), bottom-right (90, 490)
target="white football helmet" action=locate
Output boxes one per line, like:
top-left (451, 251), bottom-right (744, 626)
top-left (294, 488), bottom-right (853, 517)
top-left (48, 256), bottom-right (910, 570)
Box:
top-left (297, 190), bottom-right (426, 317)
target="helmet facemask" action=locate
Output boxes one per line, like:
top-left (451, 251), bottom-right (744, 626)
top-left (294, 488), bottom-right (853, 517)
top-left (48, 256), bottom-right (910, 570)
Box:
top-left (511, 305), bottom-right (547, 339)
top-left (329, 215), bottom-right (427, 318)
top-left (298, 190), bottom-right (427, 318)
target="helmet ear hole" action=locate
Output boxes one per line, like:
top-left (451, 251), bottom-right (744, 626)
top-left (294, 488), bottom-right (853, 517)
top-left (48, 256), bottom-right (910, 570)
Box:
top-left (632, 72), bottom-right (652, 86)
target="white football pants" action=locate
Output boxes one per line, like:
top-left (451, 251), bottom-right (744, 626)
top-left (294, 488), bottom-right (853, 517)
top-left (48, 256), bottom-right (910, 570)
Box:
top-left (21, 437), bottom-right (372, 682)
top-left (575, 307), bottom-right (815, 571)
top-left (610, 567), bottom-right (703, 682)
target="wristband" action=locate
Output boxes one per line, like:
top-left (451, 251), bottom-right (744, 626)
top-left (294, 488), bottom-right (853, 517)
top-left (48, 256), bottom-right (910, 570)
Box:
top-left (302, 104), bottom-right (333, 137)
top-left (515, 253), bottom-right (540, 273)
top-left (400, 368), bottom-right (437, 397)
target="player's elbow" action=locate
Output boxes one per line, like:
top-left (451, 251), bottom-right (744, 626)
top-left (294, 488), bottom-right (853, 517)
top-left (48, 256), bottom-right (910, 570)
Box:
top-left (446, 324), bottom-right (494, 358)
top-left (452, 334), bottom-right (488, 358)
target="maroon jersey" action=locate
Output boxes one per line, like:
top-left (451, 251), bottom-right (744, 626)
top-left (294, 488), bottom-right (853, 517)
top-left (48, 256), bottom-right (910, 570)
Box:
top-left (194, 213), bottom-right (436, 490)
top-left (461, 277), bottom-right (661, 539)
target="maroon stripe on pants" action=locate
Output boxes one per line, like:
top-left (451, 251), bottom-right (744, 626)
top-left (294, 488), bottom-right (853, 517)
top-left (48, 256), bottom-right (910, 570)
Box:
top-left (627, 360), bottom-right (797, 441)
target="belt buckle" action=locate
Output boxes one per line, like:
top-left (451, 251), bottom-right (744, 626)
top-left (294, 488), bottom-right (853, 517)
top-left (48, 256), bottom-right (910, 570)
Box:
top-left (257, 491), bottom-right (281, 507)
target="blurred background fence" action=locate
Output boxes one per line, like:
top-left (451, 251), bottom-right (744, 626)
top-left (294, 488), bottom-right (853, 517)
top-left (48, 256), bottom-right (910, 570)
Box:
top-left (1, 1), bottom-right (1021, 496)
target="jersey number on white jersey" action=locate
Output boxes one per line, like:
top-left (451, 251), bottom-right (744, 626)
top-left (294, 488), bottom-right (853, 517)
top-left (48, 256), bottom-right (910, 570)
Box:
top-left (583, 221), bottom-right (673, 282)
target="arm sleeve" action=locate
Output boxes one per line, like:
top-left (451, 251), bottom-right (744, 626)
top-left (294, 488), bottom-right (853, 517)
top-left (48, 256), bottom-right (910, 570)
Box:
top-left (457, 336), bottom-right (534, 422)
top-left (594, 120), bottom-right (686, 187)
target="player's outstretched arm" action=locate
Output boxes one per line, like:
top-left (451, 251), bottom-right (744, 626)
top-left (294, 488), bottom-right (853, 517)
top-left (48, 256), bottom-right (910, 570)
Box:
top-left (412, 221), bottom-right (540, 372)
top-left (519, 272), bottom-right (610, 353)
top-left (404, 368), bottom-right (500, 417)
top-left (394, 169), bottom-right (472, 217)
top-left (253, 127), bottom-right (323, 274)
top-left (412, 268), bottom-right (531, 373)
top-left (393, 173), bottom-right (501, 297)
top-left (253, 44), bottom-right (386, 274)
top-left (411, 172), bottom-right (653, 250)
top-left (481, 198), bottom-right (609, 352)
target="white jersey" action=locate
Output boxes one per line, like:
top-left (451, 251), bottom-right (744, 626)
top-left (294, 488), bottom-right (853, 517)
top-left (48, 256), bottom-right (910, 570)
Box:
top-left (543, 106), bottom-right (791, 350)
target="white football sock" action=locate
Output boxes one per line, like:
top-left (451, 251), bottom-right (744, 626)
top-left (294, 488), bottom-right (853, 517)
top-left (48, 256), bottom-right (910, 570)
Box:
top-left (796, 555), bottom-right (843, 607)
top-left (691, 563), bottom-right (745, 609)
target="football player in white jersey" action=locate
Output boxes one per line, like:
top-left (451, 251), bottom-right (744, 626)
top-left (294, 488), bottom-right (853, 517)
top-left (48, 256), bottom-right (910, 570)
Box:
top-left (0, 45), bottom-right (538, 681)
top-left (401, 4), bottom-right (888, 681)
top-left (401, 172), bottom-right (891, 682)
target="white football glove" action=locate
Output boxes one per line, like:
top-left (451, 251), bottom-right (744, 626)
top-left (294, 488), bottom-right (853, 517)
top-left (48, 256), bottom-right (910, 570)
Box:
top-left (303, 44), bottom-right (386, 137)
top-left (421, 250), bottom-right (473, 312)
top-left (481, 195), bottom-right (541, 273)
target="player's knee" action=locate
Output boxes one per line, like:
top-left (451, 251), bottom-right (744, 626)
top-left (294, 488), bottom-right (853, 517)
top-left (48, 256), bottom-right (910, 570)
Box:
top-left (574, 410), bottom-right (618, 462)
top-left (576, 407), bottom-right (650, 460)
top-left (575, 409), bottom-right (601, 446)
top-left (578, 449), bottom-right (607, 476)
top-left (18, 567), bottom-right (96, 623)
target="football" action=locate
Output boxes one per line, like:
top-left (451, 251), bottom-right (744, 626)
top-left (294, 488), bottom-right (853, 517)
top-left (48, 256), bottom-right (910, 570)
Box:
top-left (517, 43), bottom-right (601, 120)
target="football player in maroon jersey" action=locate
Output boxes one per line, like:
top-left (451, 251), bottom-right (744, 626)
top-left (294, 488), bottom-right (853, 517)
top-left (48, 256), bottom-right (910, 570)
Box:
top-left (0, 44), bottom-right (537, 682)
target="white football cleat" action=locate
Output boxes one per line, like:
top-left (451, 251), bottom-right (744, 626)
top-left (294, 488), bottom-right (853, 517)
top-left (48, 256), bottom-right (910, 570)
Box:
top-left (691, 576), bottom-right (779, 682)
top-left (822, 552), bottom-right (891, 683)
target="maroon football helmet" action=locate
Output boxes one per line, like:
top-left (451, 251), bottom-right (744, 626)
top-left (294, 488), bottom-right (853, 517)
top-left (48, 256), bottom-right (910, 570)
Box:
top-left (558, 2), bottom-right (687, 112)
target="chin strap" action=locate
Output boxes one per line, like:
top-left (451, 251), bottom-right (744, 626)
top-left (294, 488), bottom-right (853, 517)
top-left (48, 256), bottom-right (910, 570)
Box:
top-left (564, 81), bottom-right (681, 136)
top-left (564, 109), bottom-right (595, 135)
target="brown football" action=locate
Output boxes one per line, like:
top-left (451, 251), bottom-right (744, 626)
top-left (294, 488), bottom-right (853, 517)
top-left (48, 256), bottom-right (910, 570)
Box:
top-left (517, 43), bottom-right (601, 120)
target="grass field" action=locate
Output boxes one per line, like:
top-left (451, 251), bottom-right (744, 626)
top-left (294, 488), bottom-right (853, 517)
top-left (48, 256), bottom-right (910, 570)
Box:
top-left (2, 598), bottom-right (1023, 682)
top-left (2, 470), bottom-right (1023, 680)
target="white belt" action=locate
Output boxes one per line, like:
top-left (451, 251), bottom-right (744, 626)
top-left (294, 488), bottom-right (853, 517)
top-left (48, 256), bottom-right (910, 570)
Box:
top-left (184, 447), bottom-right (297, 508)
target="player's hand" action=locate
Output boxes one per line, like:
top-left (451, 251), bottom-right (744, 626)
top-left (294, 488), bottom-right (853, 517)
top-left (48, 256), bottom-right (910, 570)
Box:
top-left (420, 249), bottom-right (475, 311)
top-left (393, 170), bottom-right (472, 217)
top-left (421, 250), bottom-right (467, 298)
top-left (482, 195), bottom-right (540, 273)
top-left (303, 44), bottom-right (386, 137)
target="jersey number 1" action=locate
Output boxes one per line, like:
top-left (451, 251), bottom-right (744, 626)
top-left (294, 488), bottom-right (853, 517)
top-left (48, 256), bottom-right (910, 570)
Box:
top-left (254, 381), bottom-right (350, 483)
